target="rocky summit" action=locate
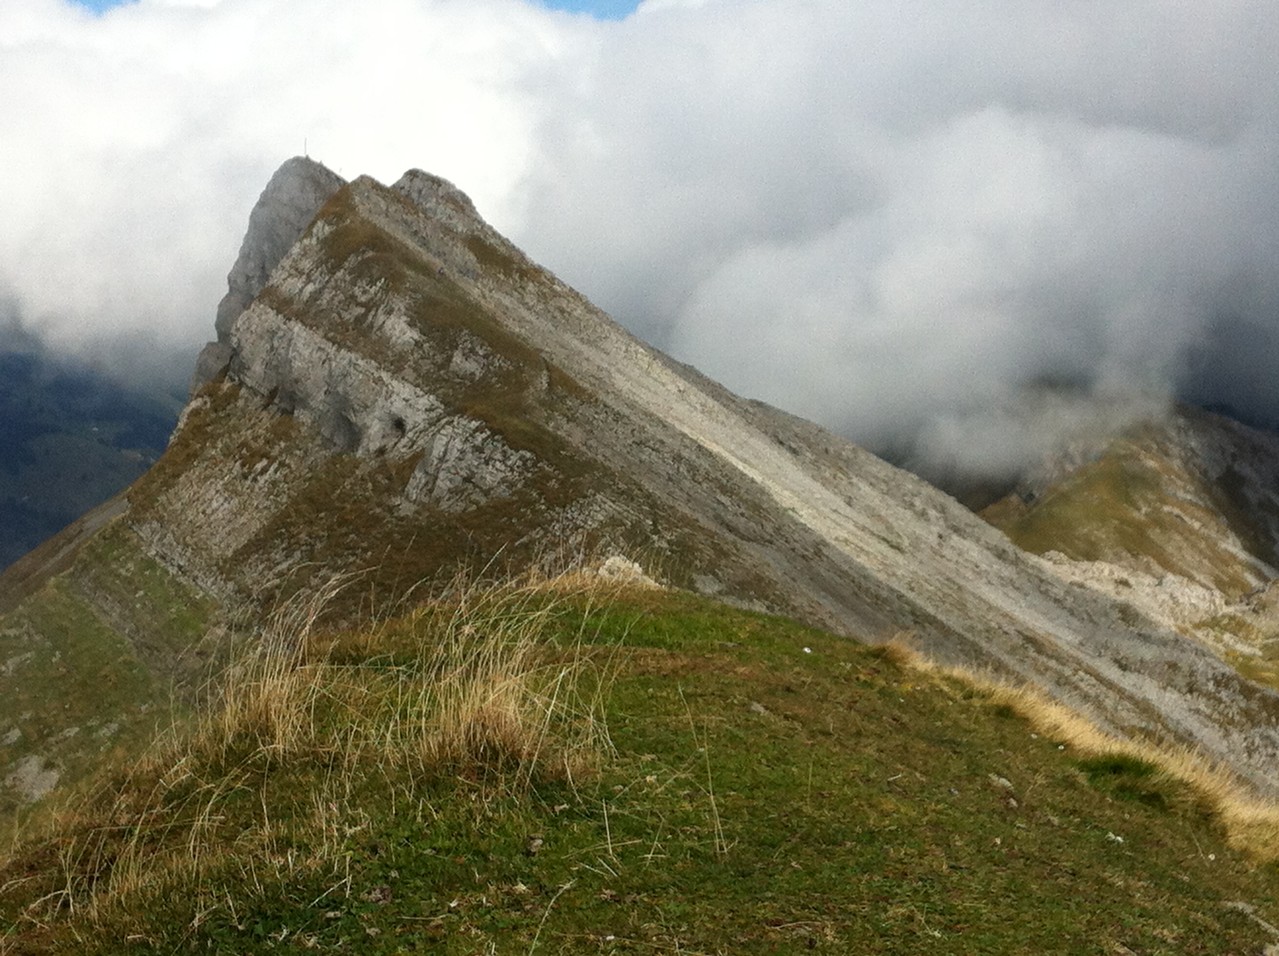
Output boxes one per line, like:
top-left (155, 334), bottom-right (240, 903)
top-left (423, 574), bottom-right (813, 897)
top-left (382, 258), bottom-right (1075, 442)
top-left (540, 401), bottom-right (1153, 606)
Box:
top-left (4, 157), bottom-right (1279, 811)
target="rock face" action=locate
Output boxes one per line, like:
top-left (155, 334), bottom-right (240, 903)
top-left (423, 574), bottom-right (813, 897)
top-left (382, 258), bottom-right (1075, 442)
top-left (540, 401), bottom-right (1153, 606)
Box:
top-left (215, 157), bottom-right (347, 341)
top-left (193, 157), bottom-right (346, 390)
top-left (7, 157), bottom-right (1279, 807)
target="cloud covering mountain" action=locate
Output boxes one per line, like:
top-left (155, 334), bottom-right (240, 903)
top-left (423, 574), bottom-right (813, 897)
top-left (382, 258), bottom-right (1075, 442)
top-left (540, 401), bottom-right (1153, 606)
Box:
top-left (4, 0), bottom-right (1279, 477)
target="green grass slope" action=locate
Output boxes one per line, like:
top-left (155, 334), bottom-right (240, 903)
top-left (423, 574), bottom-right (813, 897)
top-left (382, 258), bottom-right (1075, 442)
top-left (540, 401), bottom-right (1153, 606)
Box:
top-left (3, 583), bottom-right (1279, 954)
top-left (0, 521), bottom-right (214, 815)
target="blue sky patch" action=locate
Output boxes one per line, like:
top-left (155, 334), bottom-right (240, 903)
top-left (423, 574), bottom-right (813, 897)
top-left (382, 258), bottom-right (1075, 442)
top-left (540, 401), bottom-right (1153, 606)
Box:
top-left (542, 0), bottom-right (640, 19)
top-left (70, 0), bottom-right (641, 19)
top-left (72, 0), bottom-right (132, 11)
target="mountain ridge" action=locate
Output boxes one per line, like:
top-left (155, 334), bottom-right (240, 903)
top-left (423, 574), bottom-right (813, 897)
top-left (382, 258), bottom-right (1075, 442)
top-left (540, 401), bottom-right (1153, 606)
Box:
top-left (984, 401), bottom-right (1279, 686)
top-left (5, 158), bottom-right (1279, 811)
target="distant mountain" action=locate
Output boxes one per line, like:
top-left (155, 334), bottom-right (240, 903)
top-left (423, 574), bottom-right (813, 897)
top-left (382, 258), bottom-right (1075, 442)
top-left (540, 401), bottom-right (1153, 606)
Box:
top-left (983, 403), bottom-right (1279, 685)
top-left (4, 157), bottom-right (1279, 817)
top-left (0, 351), bottom-right (179, 570)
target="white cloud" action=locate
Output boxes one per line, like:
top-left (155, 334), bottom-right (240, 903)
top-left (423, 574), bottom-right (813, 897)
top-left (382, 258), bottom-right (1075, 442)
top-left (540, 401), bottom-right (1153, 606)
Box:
top-left (0, 0), bottom-right (579, 367)
top-left (513, 0), bottom-right (1279, 472)
top-left (3, 0), bottom-right (1279, 479)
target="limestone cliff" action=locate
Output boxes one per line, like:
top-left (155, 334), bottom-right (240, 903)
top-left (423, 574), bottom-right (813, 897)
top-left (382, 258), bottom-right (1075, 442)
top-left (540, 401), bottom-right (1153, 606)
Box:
top-left (193, 157), bottom-right (346, 389)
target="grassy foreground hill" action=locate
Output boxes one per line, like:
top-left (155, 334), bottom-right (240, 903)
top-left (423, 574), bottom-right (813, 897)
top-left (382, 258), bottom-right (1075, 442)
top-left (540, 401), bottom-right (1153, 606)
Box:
top-left (3, 577), bottom-right (1279, 954)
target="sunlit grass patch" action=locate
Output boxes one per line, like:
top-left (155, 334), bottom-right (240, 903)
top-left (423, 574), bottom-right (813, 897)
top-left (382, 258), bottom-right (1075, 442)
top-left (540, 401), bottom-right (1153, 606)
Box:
top-left (893, 639), bottom-right (1279, 863)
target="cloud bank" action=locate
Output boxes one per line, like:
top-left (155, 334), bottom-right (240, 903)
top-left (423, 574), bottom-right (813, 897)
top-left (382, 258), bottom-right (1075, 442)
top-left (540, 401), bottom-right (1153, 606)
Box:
top-left (4, 0), bottom-right (1279, 480)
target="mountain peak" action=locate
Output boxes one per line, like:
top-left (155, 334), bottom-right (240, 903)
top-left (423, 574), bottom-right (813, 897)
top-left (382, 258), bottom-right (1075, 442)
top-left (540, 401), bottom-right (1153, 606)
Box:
top-left (392, 169), bottom-right (481, 230)
top-left (7, 160), bottom-right (1279, 811)
top-left (192, 157), bottom-right (346, 392)
top-left (212, 157), bottom-right (347, 344)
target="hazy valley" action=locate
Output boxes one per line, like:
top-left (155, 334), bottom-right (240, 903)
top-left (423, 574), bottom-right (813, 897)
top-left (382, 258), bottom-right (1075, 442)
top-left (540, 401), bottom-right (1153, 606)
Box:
top-left (0, 352), bottom-right (179, 572)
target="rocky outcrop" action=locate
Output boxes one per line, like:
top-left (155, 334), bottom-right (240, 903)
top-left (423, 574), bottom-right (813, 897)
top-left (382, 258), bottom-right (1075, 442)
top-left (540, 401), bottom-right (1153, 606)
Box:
top-left (192, 157), bottom-right (346, 391)
top-left (215, 157), bottom-right (347, 341)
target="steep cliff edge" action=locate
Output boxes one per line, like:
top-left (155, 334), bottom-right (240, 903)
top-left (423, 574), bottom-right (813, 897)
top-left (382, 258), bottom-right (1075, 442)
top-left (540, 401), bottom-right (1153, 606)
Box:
top-left (5, 159), bottom-right (1279, 811)
top-left (192, 157), bottom-right (346, 389)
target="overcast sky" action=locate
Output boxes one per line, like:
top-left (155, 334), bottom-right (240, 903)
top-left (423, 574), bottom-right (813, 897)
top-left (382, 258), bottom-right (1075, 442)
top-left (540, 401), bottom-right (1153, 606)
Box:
top-left (5, 0), bottom-right (1279, 479)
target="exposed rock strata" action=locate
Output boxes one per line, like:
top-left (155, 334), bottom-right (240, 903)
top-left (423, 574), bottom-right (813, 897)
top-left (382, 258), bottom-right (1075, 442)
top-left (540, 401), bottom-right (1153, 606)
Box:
top-left (180, 164), bottom-right (1279, 791)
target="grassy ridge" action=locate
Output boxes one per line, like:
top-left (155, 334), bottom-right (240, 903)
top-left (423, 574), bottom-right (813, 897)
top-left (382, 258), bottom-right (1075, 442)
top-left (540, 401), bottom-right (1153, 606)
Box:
top-left (3, 581), bottom-right (1279, 953)
top-left (983, 434), bottom-right (1270, 600)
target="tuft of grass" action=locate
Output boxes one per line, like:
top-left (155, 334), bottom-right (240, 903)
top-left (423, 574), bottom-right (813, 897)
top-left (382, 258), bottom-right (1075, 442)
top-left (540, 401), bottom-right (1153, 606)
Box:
top-left (0, 572), bottom-right (613, 946)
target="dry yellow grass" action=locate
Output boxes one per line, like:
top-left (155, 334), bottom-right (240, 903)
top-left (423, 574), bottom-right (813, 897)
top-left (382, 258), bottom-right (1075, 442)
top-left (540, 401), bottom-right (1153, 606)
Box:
top-left (3, 571), bottom-right (617, 934)
top-left (885, 632), bottom-right (1279, 862)
top-left (8, 584), bottom-right (1279, 953)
